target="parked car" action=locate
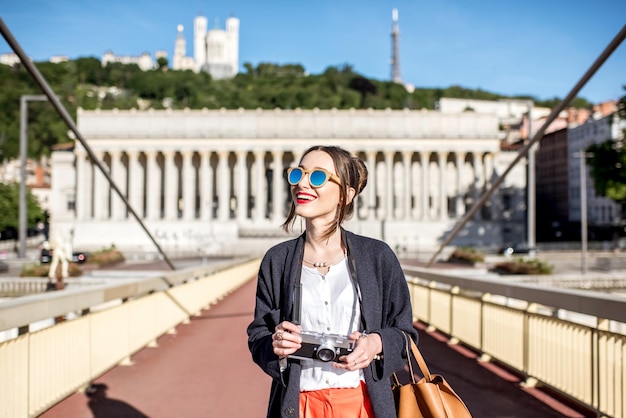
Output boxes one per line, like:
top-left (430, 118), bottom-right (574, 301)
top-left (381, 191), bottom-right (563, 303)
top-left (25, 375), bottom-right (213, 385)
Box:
top-left (40, 248), bottom-right (88, 264)
top-left (0, 227), bottom-right (17, 241)
top-left (499, 243), bottom-right (537, 256)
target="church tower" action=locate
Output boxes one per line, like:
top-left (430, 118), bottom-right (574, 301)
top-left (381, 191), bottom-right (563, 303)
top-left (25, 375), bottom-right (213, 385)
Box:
top-left (194, 14), bottom-right (208, 72)
top-left (226, 15), bottom-right (240, 79)
top-left (174, 11), bottom-right (239, 78)
top-left (173, 24), bottom-right (186, 70)
top-left (204, 14), bottom-right (240, 79)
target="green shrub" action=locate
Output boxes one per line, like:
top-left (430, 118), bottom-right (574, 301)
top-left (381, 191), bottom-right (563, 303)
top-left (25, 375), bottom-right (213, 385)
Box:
top-left (21, 263), bottom-right (83, 278)
top-left (447, 247), bottom-right (485, 265)
top-left (491, 258), bottom-right (553, 275)
top-left (87, 245), bottom-right (125, 266)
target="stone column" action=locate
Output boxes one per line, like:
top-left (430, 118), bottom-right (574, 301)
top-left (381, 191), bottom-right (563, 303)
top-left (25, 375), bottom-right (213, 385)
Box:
top-left (93, 152), bottom-right (107, 220)
top-left (254, 150), bottom-right (266, 222)
top-left (472, 152), bottom-right (482, 220)
top-left (366, 151), bottom-right (376, 220)
top-left (217, 150), bottom-right (230, 221)
top-left (483, 153), bottom-right (495, 220)
top-left (163, 150), bottom-right (177, 220)
top-left (145, 151), bottom-right (160, 220)
top-left (455, 152), bottom-right (466, 218)
top-left (109, 151), bottom-right (125, 220)
top-left (420, 152), bottom-right (431, 221)
top-left (127, 151), bottom-right (143, 218)
top-left (182, 151), bottom-right (195, 221)
top-left (384, 151), bottom-right (394, 220)
top-left (438, 152), bottom-right (449, 221)
top-left (272, 150), bottom-right (284, 222)
top-left (402, 151), bottom-right (412, 220)
top-left (236, 150), bottom-right (248, 223)
top-left (75, 150), bottom-right (87, 220)
top-left (200, 151), bottom-right (213, 221)
top-left (84, 154), bottom-right (93, 219)
top-left (292, 152), bottom-right (302, 165)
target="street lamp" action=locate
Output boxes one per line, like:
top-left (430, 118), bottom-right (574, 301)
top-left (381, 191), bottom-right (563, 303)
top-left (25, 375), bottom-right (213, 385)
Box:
top-left (574, 151), bottom-right (594, 274)
top-left (526, 104), bottom-right (537, 257)
top-left (18, 94), bottom-right (48, 259)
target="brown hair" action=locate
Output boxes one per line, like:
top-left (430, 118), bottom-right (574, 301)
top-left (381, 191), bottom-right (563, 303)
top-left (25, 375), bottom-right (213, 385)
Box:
top-left (281, 145), bottom-right (368, 239)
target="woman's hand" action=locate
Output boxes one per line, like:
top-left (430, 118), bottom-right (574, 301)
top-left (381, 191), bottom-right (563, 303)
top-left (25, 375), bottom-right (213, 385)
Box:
top-left (272, 321), bottom-right (302, 358)
top-left (335, 331), bottom-right (383, 371)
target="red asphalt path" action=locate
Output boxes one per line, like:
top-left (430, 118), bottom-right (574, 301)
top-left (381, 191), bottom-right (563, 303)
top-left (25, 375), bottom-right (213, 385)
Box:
top-left (40, 276), bottom-right (589, 418)
top-left (40, 277), bottom-right (271, 418)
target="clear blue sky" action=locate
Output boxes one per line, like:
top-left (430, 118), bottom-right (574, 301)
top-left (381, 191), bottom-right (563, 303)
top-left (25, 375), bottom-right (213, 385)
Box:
top-left (2, 0), bottom-right (625, 103)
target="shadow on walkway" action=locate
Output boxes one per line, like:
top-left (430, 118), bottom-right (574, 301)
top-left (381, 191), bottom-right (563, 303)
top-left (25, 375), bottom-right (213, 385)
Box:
top-left (84, 383), bottom-right (148, 418)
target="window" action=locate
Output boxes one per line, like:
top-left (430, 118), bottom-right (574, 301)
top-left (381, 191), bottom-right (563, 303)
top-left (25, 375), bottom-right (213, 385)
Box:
top-left (502, 194), bottom-right (512, 211)
top-left (67, 194), bottom-right (76, 211)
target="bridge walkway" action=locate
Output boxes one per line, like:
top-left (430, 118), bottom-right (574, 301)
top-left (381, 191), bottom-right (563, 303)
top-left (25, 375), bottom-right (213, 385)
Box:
top-left (38, 276), bottom-right (587, 418)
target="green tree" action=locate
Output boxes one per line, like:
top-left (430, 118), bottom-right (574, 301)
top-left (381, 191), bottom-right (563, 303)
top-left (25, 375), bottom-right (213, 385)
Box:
top-left (586, 88), bottom-right (626, 205)
top-left (0, 56), bottom-right (608, 163)
top-left (0, 182), bottom-right (45, 232)
top-left (536, 96), bottom-right (593, 109)
top-left (157, 56), bottom-right (169, 71)
top-left (587, 140), bottom-right (626, 202)
top-left (75, 57), bottom-right (106, 85)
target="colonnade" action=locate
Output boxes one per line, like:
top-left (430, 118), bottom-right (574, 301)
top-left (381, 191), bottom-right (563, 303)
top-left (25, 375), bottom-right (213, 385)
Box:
top-left (74, 147), bottom-right (497, 227)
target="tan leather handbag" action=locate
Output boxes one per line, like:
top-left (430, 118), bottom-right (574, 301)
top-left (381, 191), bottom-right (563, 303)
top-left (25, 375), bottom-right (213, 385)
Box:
top-left (392, 332), bottom-right (472, 418)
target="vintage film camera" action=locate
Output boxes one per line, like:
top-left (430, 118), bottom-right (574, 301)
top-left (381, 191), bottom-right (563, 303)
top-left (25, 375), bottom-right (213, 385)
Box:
top-left (289, 331), bottom-right (355, 362)
top-left (287, 279), bottom-right (356, 363)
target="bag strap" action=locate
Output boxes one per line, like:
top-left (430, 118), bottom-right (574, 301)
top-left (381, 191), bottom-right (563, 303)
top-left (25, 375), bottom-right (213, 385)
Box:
top-left (393, 331), bottom-right (436, 386)
top-left (406, 332), bottom-right (433, 383)
top-left (393, 331), bottom-right (418, 386)
top-left (399, 330), bottom-right (434, 383)
top-left (399, 330), bottom-right (416, 384)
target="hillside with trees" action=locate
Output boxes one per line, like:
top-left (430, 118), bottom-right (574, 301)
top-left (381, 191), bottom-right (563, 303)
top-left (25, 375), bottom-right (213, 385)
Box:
top-left (0, 57), bottom-right (594, 162)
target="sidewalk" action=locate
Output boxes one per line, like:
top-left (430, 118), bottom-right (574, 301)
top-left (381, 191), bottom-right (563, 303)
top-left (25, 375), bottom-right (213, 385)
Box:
top-left (40, 278), bottom-right (271, 418)
top-left (39, 277), bottom-right (586, 418)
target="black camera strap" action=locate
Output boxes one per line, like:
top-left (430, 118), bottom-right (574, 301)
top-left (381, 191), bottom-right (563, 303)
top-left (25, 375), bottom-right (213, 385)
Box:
top-left (344, 230), bottom-right (367, 332)
top-left (292, 229), bottom-right (367, 332)
top-left (293, 279), bottom-right (302, 325)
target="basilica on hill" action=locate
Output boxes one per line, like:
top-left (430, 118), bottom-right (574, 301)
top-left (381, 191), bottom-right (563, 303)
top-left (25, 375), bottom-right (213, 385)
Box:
top-left (172, 13), bottom-right (240, 79)
top-left (101, 12), bottom-right (240, 80)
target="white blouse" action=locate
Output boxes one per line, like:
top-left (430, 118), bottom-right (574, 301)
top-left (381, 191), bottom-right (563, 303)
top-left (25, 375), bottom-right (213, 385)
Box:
top-left (298, 258), bottom-right (363, 391)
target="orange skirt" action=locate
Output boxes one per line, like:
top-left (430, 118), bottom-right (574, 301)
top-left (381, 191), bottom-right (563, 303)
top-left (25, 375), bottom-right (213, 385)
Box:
top-left (299, 381), bottom-right (374, 418)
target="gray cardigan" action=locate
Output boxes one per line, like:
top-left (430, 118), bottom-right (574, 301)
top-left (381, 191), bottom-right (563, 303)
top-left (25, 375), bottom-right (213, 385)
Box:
top-left (247, 229), bottom-right (417, 418)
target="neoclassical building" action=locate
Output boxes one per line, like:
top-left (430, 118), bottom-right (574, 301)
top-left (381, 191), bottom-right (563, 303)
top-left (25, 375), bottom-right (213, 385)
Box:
top-left (50, 108), bottom-right (527, 256)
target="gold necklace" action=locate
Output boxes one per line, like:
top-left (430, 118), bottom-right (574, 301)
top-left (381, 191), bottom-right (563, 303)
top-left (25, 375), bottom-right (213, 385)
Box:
top-left (303, 251), bottom-right (346, 269)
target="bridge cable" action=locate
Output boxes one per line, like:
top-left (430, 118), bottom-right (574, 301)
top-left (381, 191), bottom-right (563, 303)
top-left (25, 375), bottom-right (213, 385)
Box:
top-left (427, 24), bottom-right (626, 267)
top-left (0, 18), bottom-right (177, 271)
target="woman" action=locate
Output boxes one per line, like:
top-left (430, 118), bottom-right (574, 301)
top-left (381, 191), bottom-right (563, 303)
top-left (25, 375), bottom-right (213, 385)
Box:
top-left (247, 145), bottom-right (417, 418)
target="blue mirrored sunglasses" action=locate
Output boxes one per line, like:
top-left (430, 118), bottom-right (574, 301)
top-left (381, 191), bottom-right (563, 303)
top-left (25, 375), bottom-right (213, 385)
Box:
top-left (287, 167), bottom-right (341, 188)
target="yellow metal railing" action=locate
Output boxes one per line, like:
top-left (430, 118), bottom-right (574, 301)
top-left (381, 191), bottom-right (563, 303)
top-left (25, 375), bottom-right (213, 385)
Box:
top-left (404, 267), bottom-right (626, 418)
top-left (0, 258), bottom-right (260, 418)
top-left (2, 259), bottom-right (625, 418)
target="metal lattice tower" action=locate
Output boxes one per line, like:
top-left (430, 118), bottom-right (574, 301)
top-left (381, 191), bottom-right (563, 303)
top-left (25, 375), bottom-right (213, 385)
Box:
top-left (391, 8), bottom-right (402, 84)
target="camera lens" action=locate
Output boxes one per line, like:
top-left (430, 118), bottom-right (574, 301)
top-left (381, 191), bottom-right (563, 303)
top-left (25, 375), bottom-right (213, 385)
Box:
top-left (316, 345), bottom-right (336, 362)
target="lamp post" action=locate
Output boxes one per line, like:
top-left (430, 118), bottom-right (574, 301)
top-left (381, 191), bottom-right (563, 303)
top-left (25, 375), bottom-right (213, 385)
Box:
top-left (526, 104), bottom-right (536, 257)
top-left (574, 151), bottom-right (594, 274)
top-left (19, 94), bottom-right (48, 259)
